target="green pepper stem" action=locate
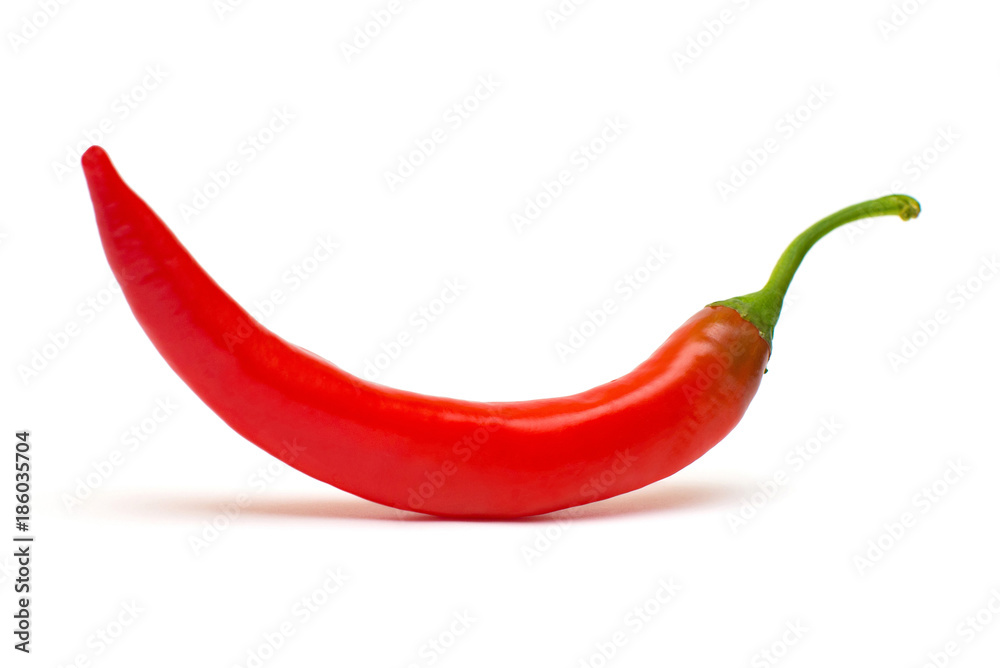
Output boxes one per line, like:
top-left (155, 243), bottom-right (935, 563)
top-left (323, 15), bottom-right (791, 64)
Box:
top-left (711, 194), bottom-right (920, 349)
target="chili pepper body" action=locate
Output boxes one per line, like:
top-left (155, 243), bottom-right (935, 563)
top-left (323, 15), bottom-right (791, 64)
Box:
top-left (81, 146), bottom-right (918, 518)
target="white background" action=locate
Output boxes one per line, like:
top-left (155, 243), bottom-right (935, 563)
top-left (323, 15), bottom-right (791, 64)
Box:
top-left (2, 0), bottom-right (999, 666)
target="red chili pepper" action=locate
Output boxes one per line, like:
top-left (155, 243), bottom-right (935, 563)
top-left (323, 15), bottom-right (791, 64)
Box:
top-left (81, 146), bottom-right (919, 518)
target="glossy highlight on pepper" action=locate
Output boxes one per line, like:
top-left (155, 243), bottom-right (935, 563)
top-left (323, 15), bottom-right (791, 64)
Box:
top-left (81, 145), bottom-right (919, 518)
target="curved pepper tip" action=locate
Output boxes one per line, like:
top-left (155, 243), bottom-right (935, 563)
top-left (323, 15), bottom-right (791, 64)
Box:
top-left (81, 145), bottom-right (108, 168)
